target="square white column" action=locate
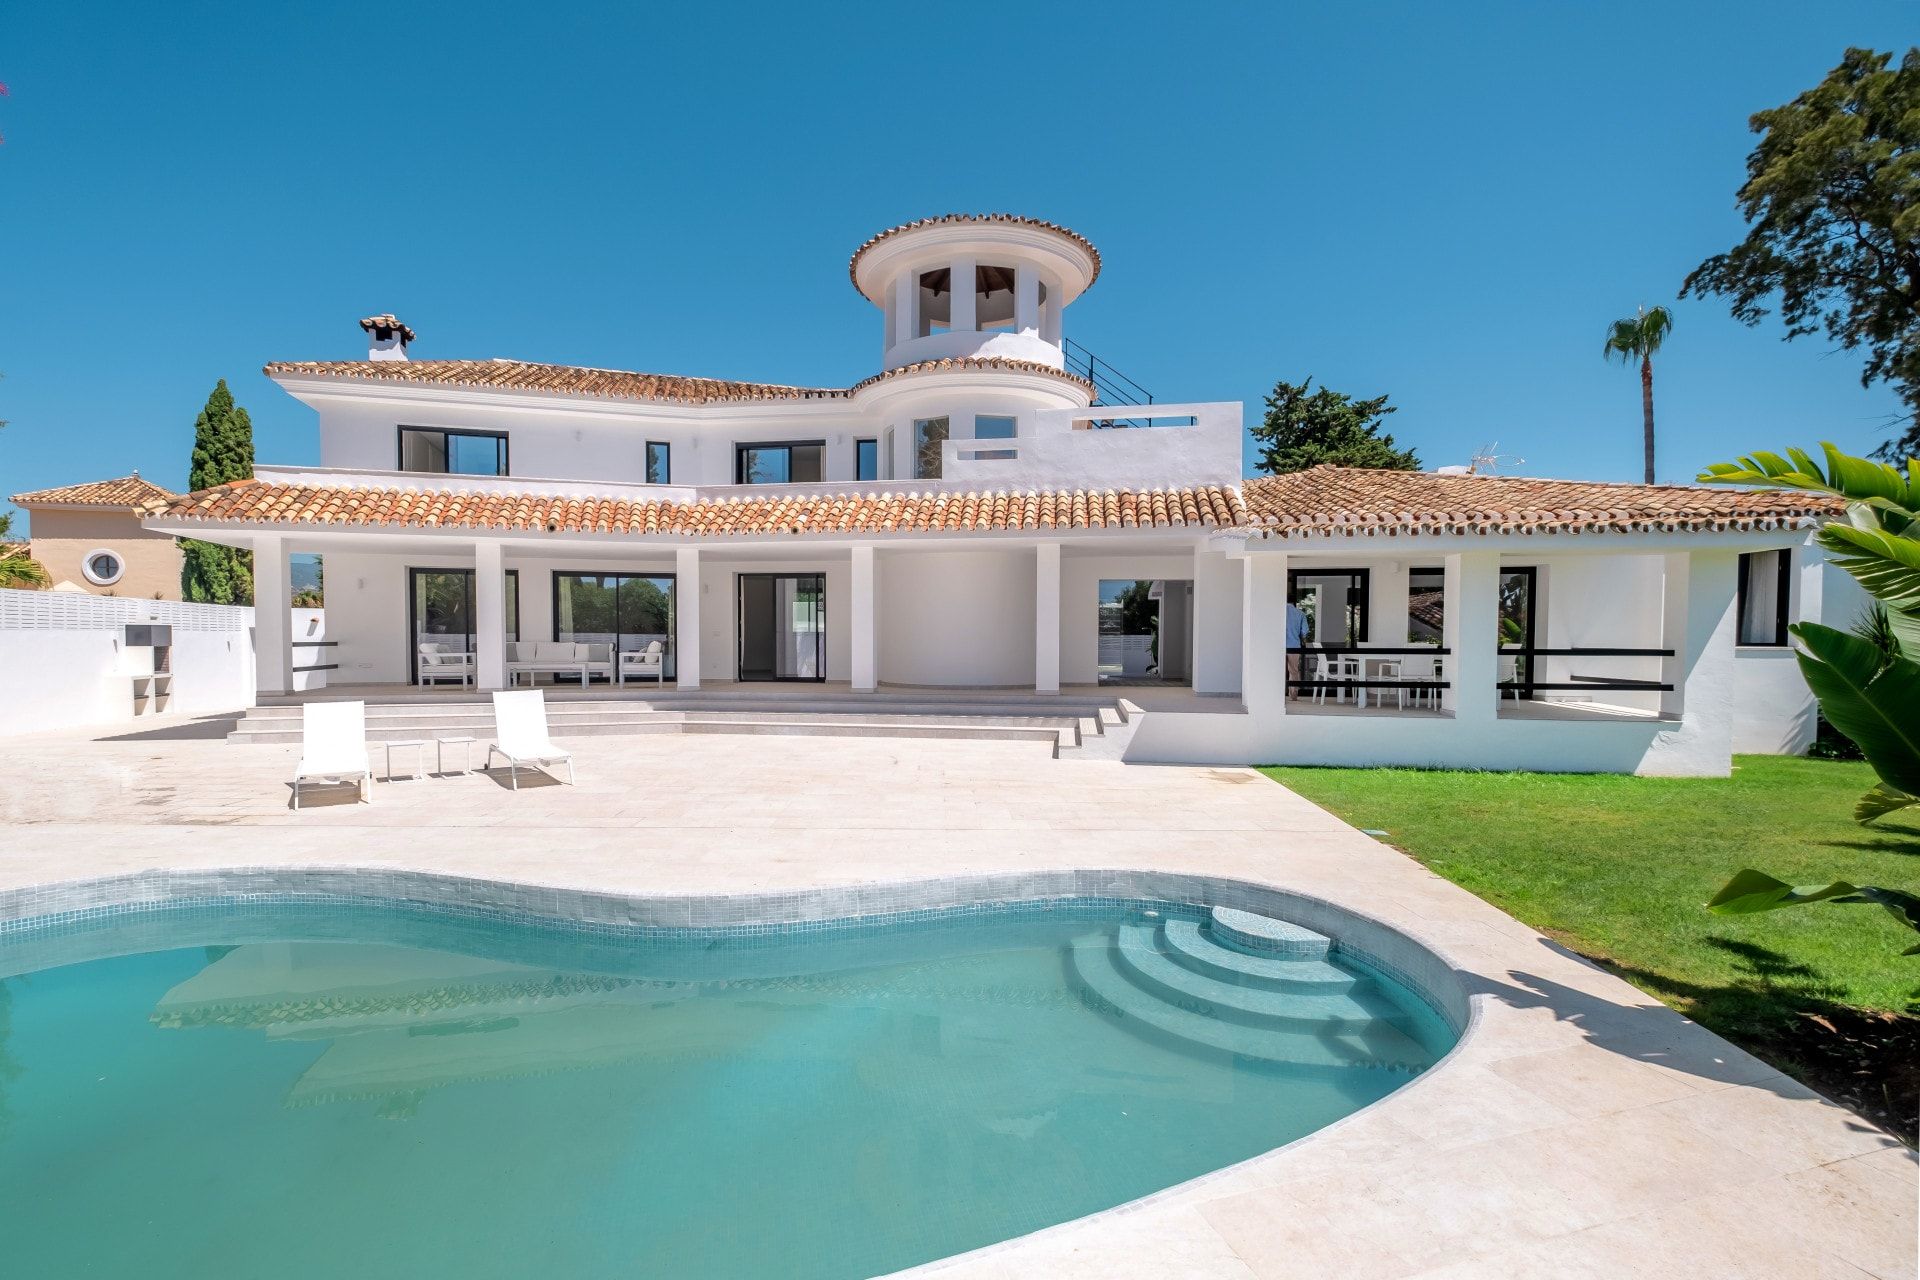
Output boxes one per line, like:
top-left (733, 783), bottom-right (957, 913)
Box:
top-left (891, 270), bottom-right (916, 348)
top-left (252, 534), bottom-right (291, 697)
top-left (1014, 266), bottom-right (1040, 336)
top-left (1040, 283), bottom-right (1062, 345)
top-left (1662, 549), bottom-right (1738, 730)
top-left (1035, 543), bottom-right (1061, 694)
top-left (675, 546), bottom-right (701, 689)
top-left (950, 255), bottom-right (977, 332)
top-left (1240, 552), bottom-right (1288, 713)
top-left (1442, 550), bottom-right (1500, 719)
top-left (851, 546), bottom-right (877, 693)
top-left (474, 541), bottom-right (508, 691)
top-left (1192, 542), bottom-right (1243, 695)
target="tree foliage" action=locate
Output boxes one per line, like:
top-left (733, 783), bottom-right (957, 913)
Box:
top-left (1250, 377), bottom-right (1419, 475)
top-left (0, 510), bottom-right (46, 589)
top-left (1680, 47), bottom-right (1920, 462)
top-left (180, 380), bottom-right (255, 605)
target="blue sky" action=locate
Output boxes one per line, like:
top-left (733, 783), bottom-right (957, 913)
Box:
top-left (1, 2), bottom-right (1912, 532)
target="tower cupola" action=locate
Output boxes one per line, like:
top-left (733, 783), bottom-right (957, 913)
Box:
top-left (849, 215), bottom-right (1100, 372)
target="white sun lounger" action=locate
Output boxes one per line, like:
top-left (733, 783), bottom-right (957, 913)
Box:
top-left (486, 689), bottom-right (575, 789)
top-left (293, 700), bottom-right (372, 809)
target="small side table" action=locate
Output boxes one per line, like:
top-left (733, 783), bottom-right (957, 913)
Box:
top-left (384, 739), bottom-right (429, 781)
top-left (435, 735), bottom-right (477, 776)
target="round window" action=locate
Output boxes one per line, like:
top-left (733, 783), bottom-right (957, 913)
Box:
top-left (81, 548), bottom-right (125, 587)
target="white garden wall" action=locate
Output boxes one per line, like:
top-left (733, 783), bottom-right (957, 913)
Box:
top-left (0, 590), bottom-right (256, 737)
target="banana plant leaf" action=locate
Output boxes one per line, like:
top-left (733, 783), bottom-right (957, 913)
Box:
top-left (1790, 622), bottom-right (1920, 816)
top-left (1708, 870), bottom-right (1920, 956)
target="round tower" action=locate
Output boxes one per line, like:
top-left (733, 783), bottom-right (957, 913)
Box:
top-left (849, 214), bottom-right (1100, 372)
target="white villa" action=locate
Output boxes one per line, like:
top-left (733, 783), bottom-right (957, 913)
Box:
top-left (139, 214), bottom-right (1856, 775)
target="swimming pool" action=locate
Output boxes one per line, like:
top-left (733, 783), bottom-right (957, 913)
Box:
top-left (0, 891), bottom-right (1456, 1279)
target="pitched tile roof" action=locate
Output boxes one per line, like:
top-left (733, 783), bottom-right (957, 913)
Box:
top-left (1239, 466), bottom-right (1843, 537)
top-left (152, 479), bottom-right (1244, 539)
top-left (263, 355), bottom-right (1092, 404)
top-left (849, 214), bottom-right (1101, 292)
top-left (11, 474), bottom-right (176, 510)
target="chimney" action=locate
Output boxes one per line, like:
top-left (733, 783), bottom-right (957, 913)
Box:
top-left (360, 313), bottom-right (415, 362)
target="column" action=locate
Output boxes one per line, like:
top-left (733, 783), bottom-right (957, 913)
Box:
top-left (1240, 551), bottom-right (1288, 714)
top-left (1014, 266), bottom-right (1040, 336)
top-left (1035, 543), bottom-right (1061, 694)
top-left (892, 270), bottom-right (917, 349)
top-left (851, 546), bottom-right (877, 692)
top-left (950, 254), bottom-right (977, 332)
top-left (675, 546), bottom-right (701, 690)
top-left (1040, 284), bottom-right (1062, 345)
top-left (1192, 542), bottom-right (1243, 695)
top-left (474, 541), bottom-right (507, 691)
top-left (1442, 550), bottom-right (1500, 720)
top-left (253, 534), bottom-right (291, 697)
top-left (1662, 549), bottom-right (1738, 728)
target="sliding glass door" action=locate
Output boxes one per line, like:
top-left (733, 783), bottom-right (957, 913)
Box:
top-left (552, 572), bottom-right (677, 679)
top-left (407, 568), bottom-right (518, 684)
top-left (737, 574), bottom-right (825, 681)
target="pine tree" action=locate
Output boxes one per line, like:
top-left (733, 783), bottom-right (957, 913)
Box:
top-left (180, 380), bottom-right (256, 603)
top-left (1250, 377), bottom-right (1421, 475)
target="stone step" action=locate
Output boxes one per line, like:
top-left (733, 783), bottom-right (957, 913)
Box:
top-left (1158, 919), bottom-right (1362, 992)
top-left (229, 715), bottom-right (1070, 752)
top-left (1114, 925), bottom-right (1404, 1031)
top-left (1069, 936), bottom-right (1429, 1075)
top-left (1208, 906), bottom-right (1332, 959)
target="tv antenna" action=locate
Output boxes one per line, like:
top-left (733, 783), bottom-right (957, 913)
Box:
top-left (1466, 442), bottom-right (1525, 475)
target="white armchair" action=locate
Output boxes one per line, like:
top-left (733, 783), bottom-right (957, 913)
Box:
top-left (417, 642), bottom-right (474, 687)
top-left (619, 640), bottom-right (666, 685)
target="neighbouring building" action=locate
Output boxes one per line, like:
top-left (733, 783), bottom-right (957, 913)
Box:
top-left (137, 214), bottom-right (1857, 774)
top-left (11, 474), bottom-right (183, 598)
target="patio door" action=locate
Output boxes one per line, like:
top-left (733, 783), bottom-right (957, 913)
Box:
top-left (737, 573), bottom-right (825, 682)
top-left (407, 567), bottom-right (518, 685)
top-left (1499, 566), bottom-right (1538, 698)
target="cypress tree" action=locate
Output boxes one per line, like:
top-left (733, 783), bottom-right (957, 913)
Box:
top-left (180, 379), bottom-right (256, 603)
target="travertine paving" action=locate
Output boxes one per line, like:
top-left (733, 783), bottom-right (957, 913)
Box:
top-left (3, 715), bottom-right (1913, 1280)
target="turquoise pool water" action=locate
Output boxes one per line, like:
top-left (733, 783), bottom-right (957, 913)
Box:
top-left (0, 898), bottom-right (1454, 1279)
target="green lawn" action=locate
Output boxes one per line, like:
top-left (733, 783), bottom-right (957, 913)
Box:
top-left (1262, 756), bottom-right (1920, 1040)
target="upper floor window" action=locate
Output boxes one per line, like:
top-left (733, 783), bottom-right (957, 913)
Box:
top-left (399, 427), bottom-right (508, 476)
top-left (914, 417), bottom-right (948, 480)
top-left (736, 441), bottom-right (824, 485)
top-left (1737, 549), bottom-right (1791, 646)
top-left (974, 414), bottom-right (1016, 461)
top-left (646, 441), bottom-right (671, 485)
top-left (855, 438), bottom-right (878, 481)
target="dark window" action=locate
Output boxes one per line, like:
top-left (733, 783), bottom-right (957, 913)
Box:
top-left (974, 414), bottom-right (1016, 461)
top-left (552, 572), bottom-right (677, 679)
top-left (398, 427), bottom-right (508, 476)
top-left (1407, 568), bottom-right (1445, 643)
top-left (1737, 550), bottom-right (1792, 646)
top-left (406, 567), bottom-right (519, 684)
top-left (913, 417), bottom-right (948, 480)
top-left (855, 438), bottom-right (878, 481)
top-left (646, 442), bottom-right (670, 484)
top-left (1287, 568), bottom-right (1371, 645)
top-left (735, 442), bottom-right (824, 485)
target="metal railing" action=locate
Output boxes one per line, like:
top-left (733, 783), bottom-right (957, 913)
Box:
top-left (1498, 645), bottom-right (1675, 695)
top-left (1062, 338), bottom-right (1194, 428)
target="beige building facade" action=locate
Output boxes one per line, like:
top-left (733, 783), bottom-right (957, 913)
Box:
top-left (11, 474), bottom-right (183, 599)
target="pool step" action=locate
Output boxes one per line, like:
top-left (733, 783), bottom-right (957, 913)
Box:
top-left (1159, 920), bottom-right (1360, 992)
top-left (1208, 906), bottom-right (1331, 959)
top-left (1069, 936), bottom-right (1428, 1074)
top-left (1113, 927), bottom-right (1404, 1031)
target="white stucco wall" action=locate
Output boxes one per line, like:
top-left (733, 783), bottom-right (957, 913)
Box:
top-left (0, 590), bottom-right (256, 737)
top-left (878, 549), bottom-right (1034, 687)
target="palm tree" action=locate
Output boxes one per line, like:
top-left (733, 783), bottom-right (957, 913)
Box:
top-left (0, 511), bottom-right (46, 589)
top-left (1603, 305), bottom-right (1674, 484)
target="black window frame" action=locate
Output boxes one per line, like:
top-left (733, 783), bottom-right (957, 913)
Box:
top-left (855, 437), bottom-right (878, 481)
top-left (733, 440), bottom-right (827, 485)
top-left (1736, 549), bottom-right (1793, 647)
top-left (646, 441), bottom-right (671, 485)
top-left (405, 566), bottom-right (520, 685)
top-left (1287, 567), bottom-right (1372, 645)
top-left (550, 570), bottom-right (679, 679)
top-left (397, 425), bottom-right (510, 477)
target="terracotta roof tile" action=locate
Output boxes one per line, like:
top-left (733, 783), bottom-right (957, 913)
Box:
top-left (848, 214), bottom-right (1101, 293)
top-left (11, 474), bottom-right (176, 510)
top-left (263, 355), bottom-right (1092, 403)
top-left (358, 313), bottom-right (415, 342)
top-left (154, 478), bottom-right (1244, 540)
top-left (1239, 466), bottom-right (1843, 537)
